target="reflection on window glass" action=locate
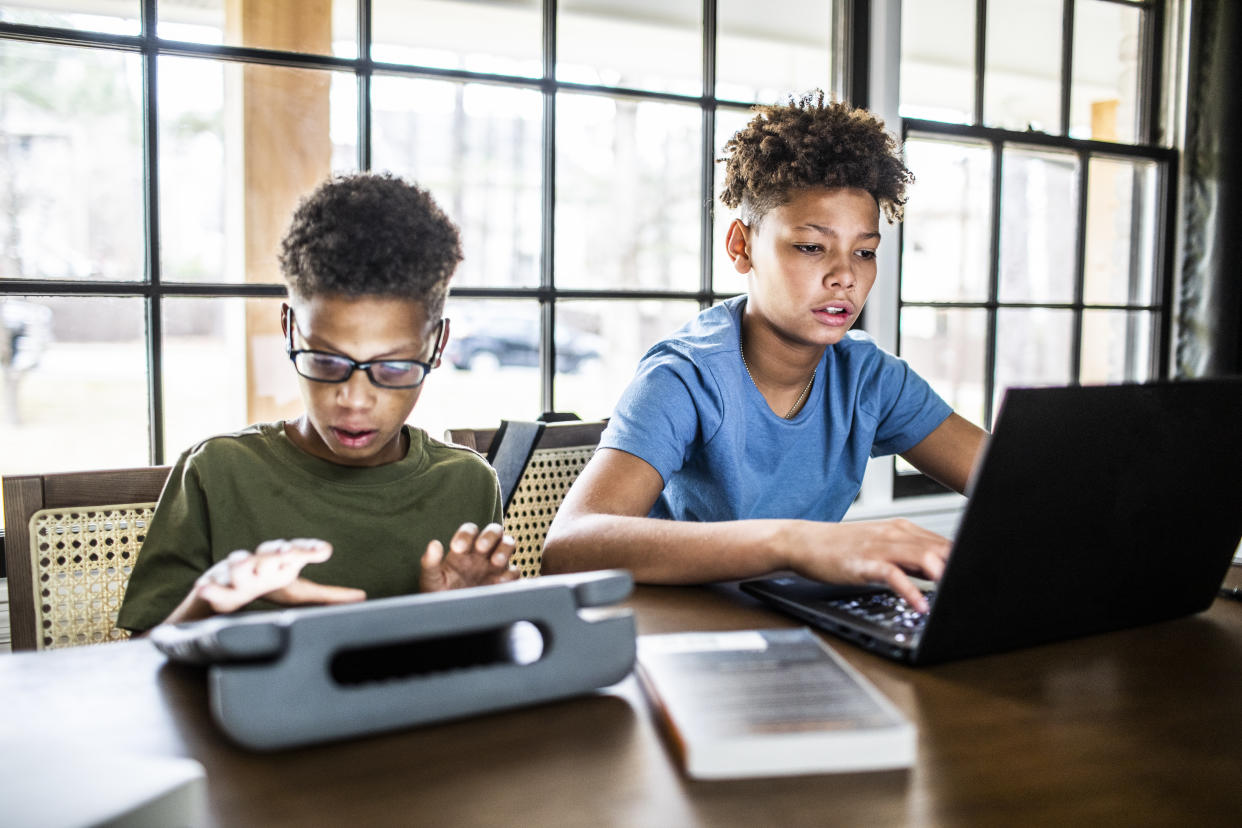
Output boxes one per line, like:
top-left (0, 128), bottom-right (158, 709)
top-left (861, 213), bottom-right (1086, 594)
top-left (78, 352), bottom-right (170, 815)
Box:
top-left (1081, 310), bottom-right (1151, 385)
top-left (716, 0), bottom-right (833, 103)
top-left (372, 78), bottom-right (541, 289)
top-left (157, 0), bottom-right (357, 58)
top-left (553, 299), bottom-right (701, 421)
top-left (422, 298), bottom-right (542, 439)
top-left (556, 94), bottom-right (700, 291)
top-left (712, 106), bottom-right (756, 295)
top-left (1083, 157), bottom-right (1156, 306)
top-left (558, 0), bottom-right (700, 95)
top-left (1070, 0), bottom-right (1142, 142)
top-left (372, 0), bottom-right (540, 77)
top-left (0, 296), bottom-right (148, 474)
top-left (160, 57), bottom-right (357, 284)
top-left (901, 137), bottom-right (993, 302)
top-left (0, 0), bottom-right (138, 34)
top-left (162, 297), bottom-right (294, 459)
top-left (995, 307), bottom-right (1073, 413)
top-left (899, 307), bottom-right (987, 428)
top-left (899, 0), bottom-right (974, 124)
top-left (0, 40), bottom-right (143, 282)
top-left (998, 147), bottom-right (1078, 303)
top-left (984, 0), bottom-right (1062, 132)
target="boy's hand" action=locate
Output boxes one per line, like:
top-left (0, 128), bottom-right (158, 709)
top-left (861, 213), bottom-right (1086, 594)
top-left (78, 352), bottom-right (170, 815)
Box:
top-left (421, 522), bottom-right (519, 592)
top-left (788, 518), bottom-right (951, 612)
top-left (194, 538), bottom-right (366, 614)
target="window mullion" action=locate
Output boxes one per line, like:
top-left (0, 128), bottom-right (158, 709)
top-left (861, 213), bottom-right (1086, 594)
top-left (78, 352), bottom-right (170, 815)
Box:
top-left (984, 138), bottom-right (1004, 428)
top-left (1070, 148), bottom-right (1090, 383)
top-left (141, 0), bottom-right (164, 465)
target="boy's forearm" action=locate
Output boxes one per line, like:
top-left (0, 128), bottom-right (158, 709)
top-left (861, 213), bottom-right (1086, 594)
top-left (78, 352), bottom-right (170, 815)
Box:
top-left (542, 513), bottom-right (795, 583)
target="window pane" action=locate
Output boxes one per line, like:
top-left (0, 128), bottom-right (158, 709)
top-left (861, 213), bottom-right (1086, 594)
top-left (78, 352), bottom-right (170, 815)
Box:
top-left (998, 147), bottom-right (1078, 303)
top-left (901, 137), bottom-right (993, 302)
top-left (158, 0), bottom-right (357, 59)
top-left (372, 79), bottom-right (541, 289)
top-left (1070, 0), bottom-right (1143, 143)
top-left (712, 106), bottom-right (755, 295)
top-left (162, 297), bottom-right (294, 461)
top-left (160, 57), bottom-right (358, 284)
top-left (984, 0), bottom-right (1062, 132)
top-left (372, 0), bottom-right (541, 77)
top-left (557, 0), bottom-right (701, 96)
top-left (0, 40), bottom-right (143, 282)
top-left (429, 299), bottom-right (543, 438)
top-left (555, 94), bottom-right (700, 291)
top-left (995, 307), bottom-right (1073, 414)
top-left (1081, 310), bottom-right (1152, 385)
top-left (900, 0), bottom-right (975, 124)
top-left (554, 298), bottom-right (700, 420)
top-left (716, 0), bottom-right (833, 103)
top-left (1083, 156), bottom-right (1157, 306)
top-left (0, 296), bottom-right (148, 475)
top-left (0, 0), bottom-right (138, 34)
top-left (899, 307), bottom-right (988, 428)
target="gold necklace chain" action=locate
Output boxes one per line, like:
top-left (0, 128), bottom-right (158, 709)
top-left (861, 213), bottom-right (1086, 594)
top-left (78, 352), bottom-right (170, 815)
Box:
top-left (739, 341), bottom-right (816, 420)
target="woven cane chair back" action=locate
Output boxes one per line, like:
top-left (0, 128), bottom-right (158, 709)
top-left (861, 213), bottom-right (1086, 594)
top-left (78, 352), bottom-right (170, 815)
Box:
top-left (3, 466), bottom-right (171, 651)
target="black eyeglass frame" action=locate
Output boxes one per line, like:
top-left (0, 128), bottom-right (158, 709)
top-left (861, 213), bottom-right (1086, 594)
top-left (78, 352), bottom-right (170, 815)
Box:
top-left (284, 308), bottom-right (447, 390)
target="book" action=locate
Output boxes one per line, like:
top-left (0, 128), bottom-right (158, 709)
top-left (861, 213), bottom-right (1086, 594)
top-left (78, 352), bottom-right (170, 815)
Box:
top-left (636, 627), bottom-right (915, 779)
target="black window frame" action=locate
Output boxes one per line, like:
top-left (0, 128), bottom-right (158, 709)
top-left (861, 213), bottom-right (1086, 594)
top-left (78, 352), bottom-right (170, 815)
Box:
top-left (0, 0), bottom-right (846, 469)
top-left (891, 0), bottom-right (1176, 499)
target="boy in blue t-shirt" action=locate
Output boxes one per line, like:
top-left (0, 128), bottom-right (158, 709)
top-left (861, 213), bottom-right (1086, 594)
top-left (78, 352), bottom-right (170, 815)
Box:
top-left (543, 92), bottom-right (987, 611)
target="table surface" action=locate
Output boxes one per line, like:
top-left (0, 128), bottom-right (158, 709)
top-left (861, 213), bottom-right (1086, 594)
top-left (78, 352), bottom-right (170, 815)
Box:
top-left (4, 583), bottom-right (1242, 827)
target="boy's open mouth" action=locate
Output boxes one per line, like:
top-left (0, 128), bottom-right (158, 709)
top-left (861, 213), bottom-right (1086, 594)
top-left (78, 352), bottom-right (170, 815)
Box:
top-left (813, 304), bottom-right (853, 325)
top-left (331, 426), bottom-right (378, 447)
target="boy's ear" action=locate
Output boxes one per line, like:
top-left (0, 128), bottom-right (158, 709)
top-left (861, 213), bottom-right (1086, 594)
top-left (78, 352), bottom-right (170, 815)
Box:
top-left (433, 318), bottom-right (450, 368)
top-left (280, 302), bottom-right (291, 339)
top-left (725, 219), bottom-right (752, 274)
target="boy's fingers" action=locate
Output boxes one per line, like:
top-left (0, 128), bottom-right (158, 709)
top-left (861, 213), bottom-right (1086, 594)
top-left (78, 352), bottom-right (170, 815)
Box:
top-left (449, 523), bottom-right (478, 554)
top-left (472, 523), bottom-right (505, 554)
top-left (423, 539), bottom-right (445, 569)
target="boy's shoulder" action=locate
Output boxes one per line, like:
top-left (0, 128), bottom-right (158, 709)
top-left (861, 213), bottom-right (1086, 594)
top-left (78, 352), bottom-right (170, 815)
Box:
top-left (648, 295), bottom-right (745, 365)
top-left (180, 422), bottom-right (281, 464)
top-left (418, 429), bottom-right (497, 478)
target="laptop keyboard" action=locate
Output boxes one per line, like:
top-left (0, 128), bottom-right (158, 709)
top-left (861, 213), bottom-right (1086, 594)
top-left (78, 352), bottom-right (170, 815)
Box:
top-left (829, 591), bottom-right (934, 636)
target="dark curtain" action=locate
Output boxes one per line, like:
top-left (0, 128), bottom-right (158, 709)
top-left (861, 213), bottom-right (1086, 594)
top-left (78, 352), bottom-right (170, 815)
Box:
top-left (1177, 0), bottom-right (1242, 377)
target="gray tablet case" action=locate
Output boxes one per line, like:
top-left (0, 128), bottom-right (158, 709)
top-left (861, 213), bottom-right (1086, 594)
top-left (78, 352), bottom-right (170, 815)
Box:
top-left (150, 570), bottom-right (636, 750)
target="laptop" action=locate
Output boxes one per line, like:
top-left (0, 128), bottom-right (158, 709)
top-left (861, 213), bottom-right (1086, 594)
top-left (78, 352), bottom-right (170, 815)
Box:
top-left (741, 379), bottom-right (1242, 665)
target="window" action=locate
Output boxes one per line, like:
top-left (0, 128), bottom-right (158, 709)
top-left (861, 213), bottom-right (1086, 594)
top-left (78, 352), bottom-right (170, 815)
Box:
top-left (0, 1), bottom-right (838, 504)
top-left (892, 0), bottom-right (1173, 498)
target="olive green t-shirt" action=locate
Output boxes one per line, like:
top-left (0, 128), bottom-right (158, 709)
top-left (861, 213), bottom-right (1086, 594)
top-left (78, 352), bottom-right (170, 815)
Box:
top-left (116, 422), bottom-right (502, 633)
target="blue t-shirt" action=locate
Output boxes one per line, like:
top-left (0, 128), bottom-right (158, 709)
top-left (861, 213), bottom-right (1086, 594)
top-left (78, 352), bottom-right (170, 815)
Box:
top-left (600, 295), bottom-right (952, 522)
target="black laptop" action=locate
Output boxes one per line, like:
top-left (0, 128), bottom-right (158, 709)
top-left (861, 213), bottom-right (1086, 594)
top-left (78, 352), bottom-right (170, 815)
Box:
top-left (741, 379), bottom-right (1242, 665)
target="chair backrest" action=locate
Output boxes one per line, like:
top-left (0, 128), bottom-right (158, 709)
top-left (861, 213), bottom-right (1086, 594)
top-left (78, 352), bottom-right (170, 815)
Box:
top-left (445, 420), bottom-right (606, 578)
top-left (2, 466), bottom-right (172, 651)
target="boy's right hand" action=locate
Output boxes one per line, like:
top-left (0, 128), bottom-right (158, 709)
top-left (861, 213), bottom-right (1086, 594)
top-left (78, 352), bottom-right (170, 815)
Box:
top-left (194, 538), bottom-right (367, 614)
top-left (787, 518), bottom-right (951, 612)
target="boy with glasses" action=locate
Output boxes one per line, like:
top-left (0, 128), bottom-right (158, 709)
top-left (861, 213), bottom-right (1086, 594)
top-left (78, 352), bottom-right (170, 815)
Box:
top-left (543, 92), bottom-right (987, 611)
top-left (118, 173), bottom-right (515, 633)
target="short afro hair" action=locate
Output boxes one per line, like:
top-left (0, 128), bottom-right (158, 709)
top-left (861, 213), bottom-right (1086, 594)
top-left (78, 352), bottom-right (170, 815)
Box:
top-left (719, 90), bottom-right (913, 224)
top-left (279, 172), bottom-right (462, 318)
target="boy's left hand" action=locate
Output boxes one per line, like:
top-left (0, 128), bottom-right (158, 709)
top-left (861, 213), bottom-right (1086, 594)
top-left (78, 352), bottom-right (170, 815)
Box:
top-left (421, 522), bottom-right (519, 592)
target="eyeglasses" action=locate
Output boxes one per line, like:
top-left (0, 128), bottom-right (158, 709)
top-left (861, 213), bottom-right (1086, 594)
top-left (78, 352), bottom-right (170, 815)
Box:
top-left (285, 310), bottom-right (444, 390)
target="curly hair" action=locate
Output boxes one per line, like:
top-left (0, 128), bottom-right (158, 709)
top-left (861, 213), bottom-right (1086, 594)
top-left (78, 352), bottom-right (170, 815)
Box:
top-left (719, 90), bottom-right (913, 224)
top-left (279, 172), bottom-right (462, 317)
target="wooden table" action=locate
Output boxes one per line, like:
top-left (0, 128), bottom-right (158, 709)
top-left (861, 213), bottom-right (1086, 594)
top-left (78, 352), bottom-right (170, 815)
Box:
top-left (3, 584), bottom-right (1242, 827)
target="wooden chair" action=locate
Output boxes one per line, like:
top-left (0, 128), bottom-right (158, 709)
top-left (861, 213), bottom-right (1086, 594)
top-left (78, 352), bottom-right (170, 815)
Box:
top-left (445, 420), bottom-right (606, 578)
top-left (2, 466), bottom-right (172, 651)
